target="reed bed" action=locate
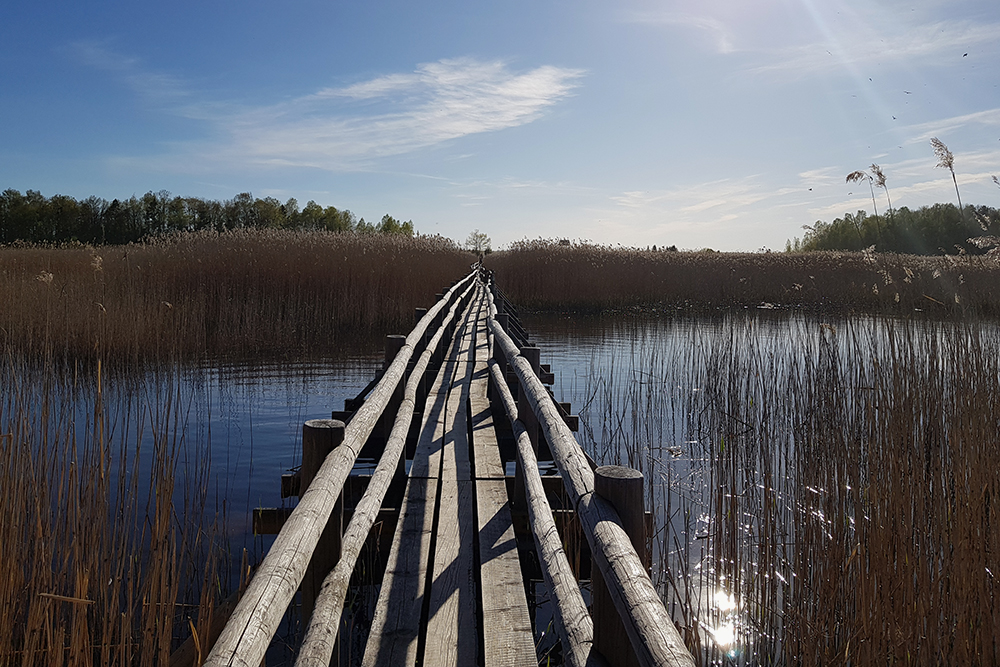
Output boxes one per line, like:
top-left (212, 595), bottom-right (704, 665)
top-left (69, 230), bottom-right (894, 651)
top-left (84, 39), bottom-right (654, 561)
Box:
top-left (0, 348), bottom-right (227, 665)
top-left (568, 312), bottom-right (999, 665)
top-left (487, 240), bottom-right (1000, 316)
top-left (0, 229), bottom-right (472, 362)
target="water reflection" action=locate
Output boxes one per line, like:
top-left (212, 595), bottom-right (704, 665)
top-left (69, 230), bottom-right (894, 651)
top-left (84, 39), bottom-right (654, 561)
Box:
top-left (522, 310), bottom-right (1000, 665)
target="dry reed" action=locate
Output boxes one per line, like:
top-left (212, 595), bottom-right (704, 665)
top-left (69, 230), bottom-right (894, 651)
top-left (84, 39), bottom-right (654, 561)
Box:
top-left (486, 241), bottom-right (1000, 316)
top-left (0, 228), bottom-right (471, 663)
top-left (0, 229), bottom-right (472, 362)
top-left (564, 312), bottom-right (999, 665)
top-left (0, 349), bottom-right (222, 665)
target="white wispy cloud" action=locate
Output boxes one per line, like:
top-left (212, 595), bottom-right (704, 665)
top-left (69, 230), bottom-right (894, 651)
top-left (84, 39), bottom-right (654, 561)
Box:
top-left (79, 50), bottom-right (585, 170)
top-left (71, 41), bottom-right (192, 107)
top-left (625, 10), bottom-right (736, 53)
top-left (236, 59), bottom-right (583, 167)
top-left (216, 59), bottom-right (585, 169)
top-left (902, 107), bottom-right (1000, 145)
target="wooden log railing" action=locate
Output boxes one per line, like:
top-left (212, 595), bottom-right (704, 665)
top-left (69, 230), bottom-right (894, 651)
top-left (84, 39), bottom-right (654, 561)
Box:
top-left (294, 276), bottom-right (477, 667)
top-left (484, 272), bottom-right (696, 667)
top-left (203, 270), bottom-right (478, 667)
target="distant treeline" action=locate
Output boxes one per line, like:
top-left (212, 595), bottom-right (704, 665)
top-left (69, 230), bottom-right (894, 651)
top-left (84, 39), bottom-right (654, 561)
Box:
top-left (0, 188), bottom-right (415, 245)
top-left (788, 203), bottom-right (1000, 255)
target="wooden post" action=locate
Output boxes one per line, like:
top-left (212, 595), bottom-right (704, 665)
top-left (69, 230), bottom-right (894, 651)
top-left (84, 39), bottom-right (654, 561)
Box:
top-left (301, 419), bottom-right (346, 626)
top-left (432, 294), bottom-right (446, 366)
top-left (414, 307), bottom-right (428, 344)
top-left (518, 346), bottom-right (541, 448)
top-left (592, 465), bottom-right (647, 667)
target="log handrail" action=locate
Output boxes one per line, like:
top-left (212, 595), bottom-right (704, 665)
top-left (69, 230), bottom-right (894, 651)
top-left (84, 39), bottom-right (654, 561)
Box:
top-left (485, 273), bottom-right (696, 667)
top-left (294, 281), bottom-right (478, 666)
top-left (483, 282), bottom-right (603, 667)
top-left (204, 270), bottom-right (478, 667)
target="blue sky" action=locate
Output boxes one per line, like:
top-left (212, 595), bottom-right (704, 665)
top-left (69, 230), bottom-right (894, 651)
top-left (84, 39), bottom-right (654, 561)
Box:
top-left (2, 0), bottom-right (998, 251)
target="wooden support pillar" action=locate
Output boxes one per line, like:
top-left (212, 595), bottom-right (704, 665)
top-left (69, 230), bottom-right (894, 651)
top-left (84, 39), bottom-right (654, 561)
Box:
top-left (592, 465), bottom-right (647, 667)
top-left (432, 295), bottom-right (446, 366)
top-left (300, 419), bottom-right (346, 626)
top-left (414, 307), bottom-right (428, 356)
top-left (518, 346), bottom-right (541, 448)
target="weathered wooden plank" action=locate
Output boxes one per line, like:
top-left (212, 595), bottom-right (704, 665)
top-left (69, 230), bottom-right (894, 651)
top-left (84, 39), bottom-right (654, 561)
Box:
top-left (423, 295), bottom-right (479, 666)
top-left (471, 308), bottom-right (505, 480)
top-left (409, 358), bottom-right (454, 479)
top-left (423, 477), bottom-right (478, 667)
top-left (476, 478), bottom-right (536, 666)
top-left (361, 476), bottom-right (438, 667)
top-left (360, 293), bottom-right (481, 667)
top-left (488, 358), bottom-right (605, 667)
top-left (440, 296), bottom-right (476, 482)
top-left (411, 294), bottom-right (478, 480)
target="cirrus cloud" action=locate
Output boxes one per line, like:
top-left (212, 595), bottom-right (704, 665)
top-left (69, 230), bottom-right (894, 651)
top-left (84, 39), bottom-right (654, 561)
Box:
top-left (218, 58), bottom-right (585, 169)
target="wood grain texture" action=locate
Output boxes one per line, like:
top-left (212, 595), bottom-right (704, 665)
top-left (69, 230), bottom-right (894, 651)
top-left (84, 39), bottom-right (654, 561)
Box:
top-left (469, 301), bottom-right (506, 481)
top-left (423, 478), bottom-right (478, 667)
top-left (362, 293), bottom-right (480, 667)
top-left (296, 278), bottom-right (478, 667)
top-left (475, 478), bottom-right (536, 667)
top-left (423, 295), bottom-right (478, 666)
top-left (488, 357), bottom-right (606, 667)
top-left (361, 476), bottom-right (438, 667)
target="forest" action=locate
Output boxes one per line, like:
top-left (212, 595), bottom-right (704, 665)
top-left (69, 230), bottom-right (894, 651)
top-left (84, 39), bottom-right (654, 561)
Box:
top-left (788, 202), bottom-right (1000, 255)
top-left (0, 188), bottom-right (415, 245)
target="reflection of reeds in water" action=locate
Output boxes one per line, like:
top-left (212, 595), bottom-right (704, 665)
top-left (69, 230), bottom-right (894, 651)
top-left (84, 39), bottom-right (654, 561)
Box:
top-left (575, 314), bottom-right (999, 665)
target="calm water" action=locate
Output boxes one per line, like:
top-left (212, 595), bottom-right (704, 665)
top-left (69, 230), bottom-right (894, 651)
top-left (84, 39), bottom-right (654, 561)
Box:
top-left (179, 357), bottom-right (383, 548)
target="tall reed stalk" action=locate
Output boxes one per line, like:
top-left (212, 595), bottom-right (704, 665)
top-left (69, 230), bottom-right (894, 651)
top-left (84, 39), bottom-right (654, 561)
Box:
top-left (0, 229), bottom-right (472, 362)
top-left (0, 346), bottom-right (222, 665)
top-left (568, 312), bottom-right (999, 665)
top-left (0, 228), bottom-right (473, 662)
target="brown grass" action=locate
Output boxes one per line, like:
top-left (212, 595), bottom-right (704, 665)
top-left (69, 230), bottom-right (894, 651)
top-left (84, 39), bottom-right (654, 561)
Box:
top-left (0, 351), bottom-right (222, 665)
top-left (486, 240), bottom-right (1000, 316)
top-left (1, 229), bottom-right (472, 362)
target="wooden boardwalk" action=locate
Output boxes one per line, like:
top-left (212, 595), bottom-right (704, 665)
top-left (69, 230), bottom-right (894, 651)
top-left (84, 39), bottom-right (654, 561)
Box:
top-left (197, 269), bottom-right (696, 667)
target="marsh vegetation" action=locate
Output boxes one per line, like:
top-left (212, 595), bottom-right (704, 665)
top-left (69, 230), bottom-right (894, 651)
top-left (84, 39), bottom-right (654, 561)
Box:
top-left (4, 227), bottom-right (998, 664)
top-left (524, 308), bottom-right (999, 665)
top-left (0, 230), bottom-right (471, 663)
top-left (487, 239), bottom-right (1000, 315)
